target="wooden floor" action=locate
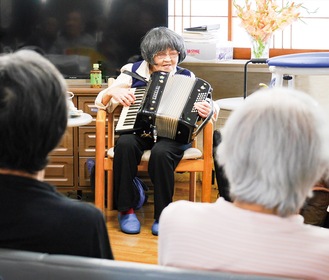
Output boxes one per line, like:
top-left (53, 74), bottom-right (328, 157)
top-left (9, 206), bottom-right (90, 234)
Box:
top-left (104, 181), bottom-right (219, 264)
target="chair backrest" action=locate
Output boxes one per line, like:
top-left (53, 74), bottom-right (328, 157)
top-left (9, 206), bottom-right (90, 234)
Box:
top-left (0, 249), bottom-right (290, 280)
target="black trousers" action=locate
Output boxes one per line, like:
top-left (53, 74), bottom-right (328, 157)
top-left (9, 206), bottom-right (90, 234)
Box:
top-left (113, 134), bottom-right (190, 221)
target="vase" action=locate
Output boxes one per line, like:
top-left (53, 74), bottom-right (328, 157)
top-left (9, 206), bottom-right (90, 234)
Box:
top-left (250, 37), bottom-right (271, 59)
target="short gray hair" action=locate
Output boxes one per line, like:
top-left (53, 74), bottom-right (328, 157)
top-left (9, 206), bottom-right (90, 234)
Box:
top-left (140, 26), bottom-right (187, 65)
top-left (217, 87), bottom-right (329, 217)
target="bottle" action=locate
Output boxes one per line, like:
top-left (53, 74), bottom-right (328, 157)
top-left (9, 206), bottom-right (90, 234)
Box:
top-left (90, 63), bottom-right (102, 88)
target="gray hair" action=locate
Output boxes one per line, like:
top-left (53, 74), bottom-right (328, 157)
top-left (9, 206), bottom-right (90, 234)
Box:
top-left (217, 87), bottom-right (329, 217)
top-left (140, 26), bottom-right (187, 65)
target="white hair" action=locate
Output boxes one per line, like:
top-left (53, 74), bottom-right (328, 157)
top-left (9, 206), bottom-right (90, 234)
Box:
top-left (217, 87), bottom-right (329, 217)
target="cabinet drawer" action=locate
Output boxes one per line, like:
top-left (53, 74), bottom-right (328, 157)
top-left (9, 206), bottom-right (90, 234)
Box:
top-left (78, 96), bottom-right (98, 125)
top-left (49, 128), bottom-right (73, 156)
top-left (44, 157), bottom-right (74, 186)
top-left (79, 126), bottom-right (98, 156)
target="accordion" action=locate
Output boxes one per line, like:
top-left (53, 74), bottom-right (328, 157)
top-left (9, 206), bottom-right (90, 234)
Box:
top-left (115, 71), bottom-right (213, 144)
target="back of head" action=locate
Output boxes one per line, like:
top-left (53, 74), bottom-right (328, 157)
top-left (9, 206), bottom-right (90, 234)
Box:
top-left (140, 26), bottom-right (187, 65)
top-left (217, 88), bottom-right (329, 217)
top-left (0, 50), bottom-right (68, 174)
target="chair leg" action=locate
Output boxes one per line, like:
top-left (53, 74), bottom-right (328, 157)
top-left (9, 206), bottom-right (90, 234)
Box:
top-left (95, 169), bottom-right (105, 213)
top-left (107, 170), bottom-right (114, 210)
top-left (201, 169), bottom-right (212, 203)
top-left (189, 172), bottom-right (197, 201)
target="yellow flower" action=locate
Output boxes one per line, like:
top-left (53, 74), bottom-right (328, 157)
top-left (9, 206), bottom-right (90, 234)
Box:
top-left (234, 0), bottom-right (303, 42)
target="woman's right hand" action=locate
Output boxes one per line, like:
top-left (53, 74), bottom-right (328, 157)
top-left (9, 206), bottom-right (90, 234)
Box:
top-left (102, 85), bottom-right (136, 106)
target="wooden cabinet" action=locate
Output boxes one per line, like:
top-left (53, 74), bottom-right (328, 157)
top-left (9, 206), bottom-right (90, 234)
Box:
top-left (44, 85), bottom-right (105, 194)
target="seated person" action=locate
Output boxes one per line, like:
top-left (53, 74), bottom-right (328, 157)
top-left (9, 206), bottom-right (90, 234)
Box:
top-left (158, 87), bottom-right (329, 279)
top-left (50, 10), bottom-right (96, 54)
top-left (0, 49), bottom-right (113, 259)
top-left (95, 27), bottom-right (218, 236)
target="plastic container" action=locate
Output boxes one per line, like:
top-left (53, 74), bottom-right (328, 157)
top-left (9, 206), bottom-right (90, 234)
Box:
top-left (90, 63), bottom-right (102, 88)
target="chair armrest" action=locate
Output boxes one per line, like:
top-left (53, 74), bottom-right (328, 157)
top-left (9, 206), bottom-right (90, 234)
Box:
top-left (96, 108), bottom-right (107, 121)
top-left (96, 109), bottom-right (107, 158)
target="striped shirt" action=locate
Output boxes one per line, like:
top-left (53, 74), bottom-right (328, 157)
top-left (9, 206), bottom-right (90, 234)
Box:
top-left (158, 198), bottom-right (329, 279)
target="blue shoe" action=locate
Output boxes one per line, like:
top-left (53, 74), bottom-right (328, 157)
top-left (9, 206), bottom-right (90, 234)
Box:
top-left (86, 158), bottom-right (95, 175)
top-left (118, 213), bottom-right (141, 234)
top-left (133, 177), bottom-right (149, 210)
top-left (151, 220), bottom-right (159, 236)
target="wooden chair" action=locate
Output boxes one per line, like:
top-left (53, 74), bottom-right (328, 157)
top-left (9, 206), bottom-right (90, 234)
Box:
top-left (95, 90), bottom-right (214, 213)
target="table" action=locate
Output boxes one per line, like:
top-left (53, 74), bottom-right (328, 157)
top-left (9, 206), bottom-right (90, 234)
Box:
top-left (67, 113), bottom-right (92, 127)
top-left (267, 52), bottom-right (329, 88)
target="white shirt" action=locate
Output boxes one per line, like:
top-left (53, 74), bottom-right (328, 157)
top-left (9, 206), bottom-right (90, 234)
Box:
top-left (158, 198), bottom-right (329, 280)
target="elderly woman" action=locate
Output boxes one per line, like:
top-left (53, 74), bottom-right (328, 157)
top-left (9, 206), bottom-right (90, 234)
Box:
top-left (95, 27), bottom-right (217, 236)
top-left (159, 88), bottom-right (329, 279)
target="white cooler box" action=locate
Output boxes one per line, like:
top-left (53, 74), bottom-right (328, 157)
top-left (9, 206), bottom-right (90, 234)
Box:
top-left (184, 40), bottom-right (233, 62)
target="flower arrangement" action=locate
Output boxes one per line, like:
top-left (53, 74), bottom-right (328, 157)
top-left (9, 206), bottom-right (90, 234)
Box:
top-left (233, 0), bottom-right (304, 58)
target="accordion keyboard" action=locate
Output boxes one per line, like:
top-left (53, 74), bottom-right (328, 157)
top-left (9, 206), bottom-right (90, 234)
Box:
top-left (115, 88), bottom-right (146, 132)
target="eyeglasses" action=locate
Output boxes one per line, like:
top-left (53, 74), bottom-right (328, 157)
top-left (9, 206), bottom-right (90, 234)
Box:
top-left (154, 51), bottom-right (180, 60)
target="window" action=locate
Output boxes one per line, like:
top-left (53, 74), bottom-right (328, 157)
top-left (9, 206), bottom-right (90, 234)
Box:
top-left (168, 0), bottom-right (329, 58)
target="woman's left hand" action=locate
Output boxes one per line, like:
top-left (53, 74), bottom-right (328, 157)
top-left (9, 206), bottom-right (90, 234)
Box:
top-left (194, 101), bottom-right (211, 118)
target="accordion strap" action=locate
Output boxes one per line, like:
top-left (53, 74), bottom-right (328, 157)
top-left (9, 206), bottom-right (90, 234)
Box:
top-left (123, 66), bottom-right (190, 85)
top-left (176, 67), bottom-right (186, 74)
top-left (122, 70), bottom-right (147, 83)
top-left (124, 67), bottom-right (189, 81)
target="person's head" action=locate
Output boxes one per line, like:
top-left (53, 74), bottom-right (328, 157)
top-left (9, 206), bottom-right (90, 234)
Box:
top-left (217, 87), bottom-right (329, 217)
top-left (140, 26), bottom-right (187, 71)
top-left (0, 50), bottom-right (68, 174)
top-left (64, 10), bottom-right (85, 38)
top-left (43, 16), bottom-right (59, 40)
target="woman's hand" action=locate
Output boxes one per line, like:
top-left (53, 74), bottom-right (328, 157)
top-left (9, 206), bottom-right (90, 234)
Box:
top-left (194, 100), bottom-right (212, 118)
top-left (103, 85), bottom-right (136, 106)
